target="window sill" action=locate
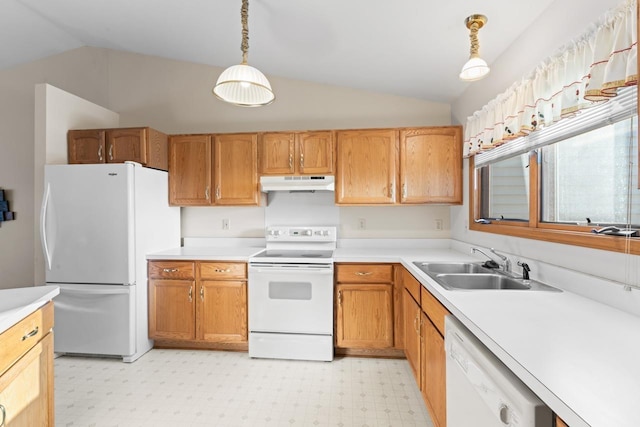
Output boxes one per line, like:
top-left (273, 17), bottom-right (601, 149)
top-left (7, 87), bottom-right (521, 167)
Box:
top-left (469, 222), bottom-right (640, 255)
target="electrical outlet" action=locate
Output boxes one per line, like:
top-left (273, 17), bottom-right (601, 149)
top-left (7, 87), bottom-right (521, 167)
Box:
top-left (435, 219), bottom-right (443, 230)
top-left (222, 218), bottom-right (230, 230)
top-left (358, 218), bottom-right (366, 230)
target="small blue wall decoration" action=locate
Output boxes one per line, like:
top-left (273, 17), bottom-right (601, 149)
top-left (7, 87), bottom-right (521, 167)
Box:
top-left (0, 189), bottom-right (15, 224)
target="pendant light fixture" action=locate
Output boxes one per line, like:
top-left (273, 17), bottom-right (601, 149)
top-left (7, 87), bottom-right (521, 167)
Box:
top-left (459, 14), bottom-right (490, 82)
top-left (213, 0), bottom-right (275, 107)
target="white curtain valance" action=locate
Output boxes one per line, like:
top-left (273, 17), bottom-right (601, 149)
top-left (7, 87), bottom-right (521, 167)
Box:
top-left (464, 0), bottom-right (638, 157)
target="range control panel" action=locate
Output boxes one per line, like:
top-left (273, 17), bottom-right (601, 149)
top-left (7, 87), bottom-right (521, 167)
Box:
top-left (265, 226), bottom-right (337, 243)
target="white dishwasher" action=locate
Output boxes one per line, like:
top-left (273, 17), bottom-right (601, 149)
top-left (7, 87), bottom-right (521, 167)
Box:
top-left (445, 316), bottom-right (552, 427)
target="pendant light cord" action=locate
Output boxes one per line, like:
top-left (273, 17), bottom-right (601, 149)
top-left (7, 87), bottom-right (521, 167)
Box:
top-left (468, 22), bottom-right (480, 57)
top-left (241, 0), bottom-right (249, 64)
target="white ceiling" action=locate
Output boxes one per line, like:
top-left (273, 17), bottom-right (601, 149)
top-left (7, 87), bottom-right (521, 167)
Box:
top-left (2, 0), bottom-right (560, 103)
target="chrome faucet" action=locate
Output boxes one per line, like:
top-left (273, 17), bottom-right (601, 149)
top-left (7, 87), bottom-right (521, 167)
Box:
top-left (471, 247), bottom-right (511, 273)
top-left (489, 248), bottom-right (511, 273)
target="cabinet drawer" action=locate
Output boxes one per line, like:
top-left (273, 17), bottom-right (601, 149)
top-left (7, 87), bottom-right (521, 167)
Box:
top-left (420, 287), bottom-right (449, 336)
top-left (402, 268), bottom-right (421, 304)
top-left (0, 302), bottom-right (53, 376)
top-left (199, 262), bottom-right (246, 280)
top-left (336, 264), bottom-right (393, 283)
top-left (148, 261), bottom-right (195, 279)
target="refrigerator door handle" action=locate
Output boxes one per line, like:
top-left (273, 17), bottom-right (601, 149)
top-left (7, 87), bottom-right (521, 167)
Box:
top-left (40, 183), bottom-right (53, 271)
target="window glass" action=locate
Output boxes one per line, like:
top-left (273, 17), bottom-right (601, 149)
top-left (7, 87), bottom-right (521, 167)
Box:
top-left (540, 116), bottom-right (639, 226)
top-left (479, 153), bottom-right (530, 221)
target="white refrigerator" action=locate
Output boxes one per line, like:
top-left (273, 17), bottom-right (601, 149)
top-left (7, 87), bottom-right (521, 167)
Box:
top-left (40, 162), bottom-right (180, 362)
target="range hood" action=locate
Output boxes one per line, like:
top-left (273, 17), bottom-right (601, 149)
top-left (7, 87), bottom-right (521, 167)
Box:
top-left (260, 176), bottom-right (335, 192)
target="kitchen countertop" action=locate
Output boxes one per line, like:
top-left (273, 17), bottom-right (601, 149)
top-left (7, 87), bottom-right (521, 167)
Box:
top-left (146, 246), bottom-right (265, 261)
top-left (0, 285), bottom-right (60, 335)
top-left (146, 245), bottom-right (640, 427)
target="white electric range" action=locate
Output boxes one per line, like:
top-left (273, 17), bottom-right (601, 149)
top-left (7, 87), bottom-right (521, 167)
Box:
top-left (248, 226), bottom-right (337, 362)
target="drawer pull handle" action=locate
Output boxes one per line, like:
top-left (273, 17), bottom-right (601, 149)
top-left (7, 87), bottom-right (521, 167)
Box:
top-left (188, 286), bottom-right (193, 302)
top-left (22, 326), bottom-right (39, 341)
top-left (200, 286), bottom-right (204, 301)
top-left (214, 268), bottom-right (231, 273)
top-left (0, 404), bottom-right (5, 427)
top-left (355, 272), bottom-right (373, 276)
top-left (163, 268), bottom-right (178, 273)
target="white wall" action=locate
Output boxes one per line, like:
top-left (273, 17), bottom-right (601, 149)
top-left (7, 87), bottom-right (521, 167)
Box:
top-left (450, 0), bottom-right (640, 309)
top-left (0, 48), bottom-right (111, 289)
top-left (2, 46), bottom-right (453, 288)
top-left (102, 49), bottom-right (455, 241)
top-left (33, 84), bottom-right (120, 286)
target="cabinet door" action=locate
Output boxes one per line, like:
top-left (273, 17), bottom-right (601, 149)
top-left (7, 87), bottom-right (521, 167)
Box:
top-left (421, 312), bottom-right (446, 427)
top-left (298, 131), bottom-right (334, 175)
top-left (400, 127), bottom-right (462, 204)
top-left (0, 333), bottom-right (53, 427)
top-left (336, 129), bottom-right (398, 204)
top-left (169, 134), bottom-right (212, 206)
top-left (403, 289), bottom-right (421, 383)
top-left (336, 283), bottom-right (393, 348)
top-left (197, 281), bottom-right (247, 342)
top-left (68, 129), bottom-right (106, 164)
top-left (148, 279), bottom-right (196, 340)
top-left (214, 134), bottom-right (259, 205)
top-left (106, 128), bottom-right (147, 165)
top-left (259, 132), bottom-right (295, 174)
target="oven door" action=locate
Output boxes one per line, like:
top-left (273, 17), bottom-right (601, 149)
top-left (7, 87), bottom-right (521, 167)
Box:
top-left (248, 263), bottom-right (333, 335)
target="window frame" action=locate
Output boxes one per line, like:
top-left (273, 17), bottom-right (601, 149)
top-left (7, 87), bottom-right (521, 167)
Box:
top-left (469, 148), bottom-right (640, 255)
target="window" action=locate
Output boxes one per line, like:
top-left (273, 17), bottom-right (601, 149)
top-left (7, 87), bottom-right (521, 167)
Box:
top-left (540, 116), bottom-right (639, 227)
top-left (479, 153), bottom-right (529, 222)
top-left (471, 109), bottom-right (640, 255)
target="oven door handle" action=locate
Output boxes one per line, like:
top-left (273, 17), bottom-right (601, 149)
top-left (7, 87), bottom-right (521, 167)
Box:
top-left (251, 267), bottom-right (333, 275)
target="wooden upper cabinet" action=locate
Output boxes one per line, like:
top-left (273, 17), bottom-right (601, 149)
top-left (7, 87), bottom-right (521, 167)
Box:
top-left (298, 131), bottom-right (334, 174)
top-left (106, 128), bottom-right (169, 171)
top-left (68, 127), bottom-right (168, 170)
top-left (68, 129), bottom-right (106, 164)
top-left (400, 127), bottom-right (462, 204)
top-left (214, 133), bottom-right (259, 205)
top-left (259, 131), bottom-right (334, 175)
top-left (169, 134), bottom-right (213, 206)
top-left (335, 129), bottom-right (398, 204)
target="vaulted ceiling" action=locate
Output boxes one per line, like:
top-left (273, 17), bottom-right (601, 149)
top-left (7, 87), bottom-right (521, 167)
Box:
top-left (2, 0), bottom-right (562, 103)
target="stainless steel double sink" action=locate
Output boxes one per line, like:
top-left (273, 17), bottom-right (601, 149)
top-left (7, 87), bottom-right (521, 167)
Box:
top-left (413, 262), bottom-right (560, 292)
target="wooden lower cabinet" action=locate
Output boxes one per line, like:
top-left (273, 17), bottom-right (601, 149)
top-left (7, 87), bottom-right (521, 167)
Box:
top-left (334, 263), bottom-right (404, 356)
top-left (197, 280), bottom-right (247, 342)
top-left (148, 279), bottom-right (196, 340)
top-left (421, 312), bottom-right (446, 427)
top-left (403, 288), bottom-right (421, 380)
top-left (0, 302), bottom-right (54, 427)
top-left (148, 260), bottom-right (248, 350)
top-left (336, 283), bottom-right (394, 349)
top-left (400, 267), bottom-right (448, 427)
